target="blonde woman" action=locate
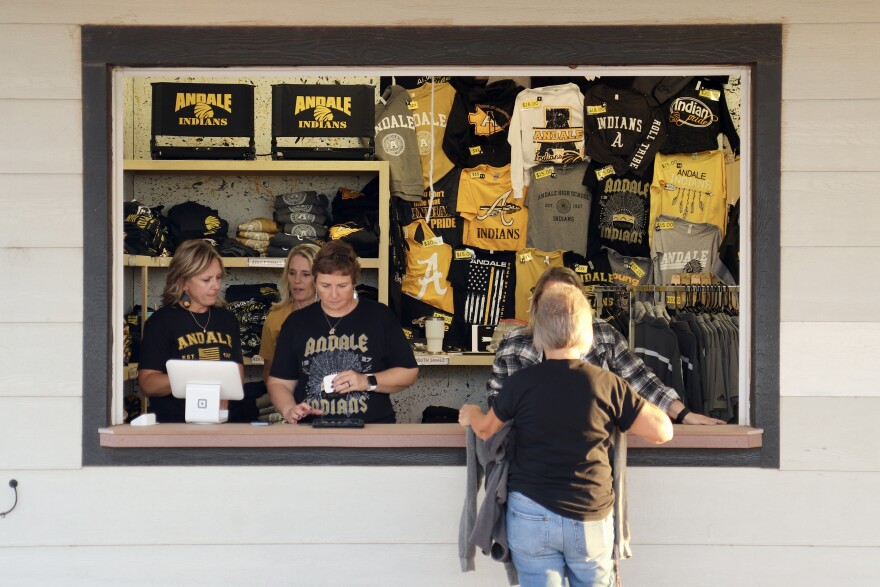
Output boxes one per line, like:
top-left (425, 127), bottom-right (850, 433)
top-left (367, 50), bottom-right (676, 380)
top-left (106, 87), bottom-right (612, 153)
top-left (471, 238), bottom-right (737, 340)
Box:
top-left (138, 240), bottom-right (244, 423)
top-left (258, 243), bottom-right (320, 382)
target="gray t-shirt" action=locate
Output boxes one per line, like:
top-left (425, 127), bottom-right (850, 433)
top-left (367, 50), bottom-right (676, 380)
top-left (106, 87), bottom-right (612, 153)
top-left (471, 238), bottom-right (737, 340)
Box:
top-left (605, 246), bottom-right (653, 287)
top-left (524, 162), bottom-right (591, 256)
top-left (374, 85), bottom-right (424, 201)
top-left (651, 215), bottom-right (720, 284)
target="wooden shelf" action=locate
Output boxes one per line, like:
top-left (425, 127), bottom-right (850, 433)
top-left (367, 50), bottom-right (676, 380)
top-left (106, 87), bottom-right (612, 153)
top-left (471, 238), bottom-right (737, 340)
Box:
top-left (415, 353), bottom-right (494, 366)
top-left (124, 254), bottom-right (380, 269)
top-left (124, 159), bottom-right (388, 175)
top-left (99, 423), bottom-right (762, 450)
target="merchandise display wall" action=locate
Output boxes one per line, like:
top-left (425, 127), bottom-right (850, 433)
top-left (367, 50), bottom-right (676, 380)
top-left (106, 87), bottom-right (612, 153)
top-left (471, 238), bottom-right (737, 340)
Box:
top-left (120, 71), bottom-right (746, 426)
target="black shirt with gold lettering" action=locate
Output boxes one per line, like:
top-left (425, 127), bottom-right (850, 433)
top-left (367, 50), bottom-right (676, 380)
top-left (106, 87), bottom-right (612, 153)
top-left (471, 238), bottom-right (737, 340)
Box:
top-left (139, 304), bottom-right (243, 423)
top-left (270, 299), bottom-right (417, 423)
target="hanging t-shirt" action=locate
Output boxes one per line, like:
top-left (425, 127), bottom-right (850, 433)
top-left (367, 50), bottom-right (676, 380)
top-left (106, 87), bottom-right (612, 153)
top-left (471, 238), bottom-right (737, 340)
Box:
top-left (661, 78), bottom-right (740, 155)
top-left (400, 219), bottom-right (454, 314)
top-left (583, 85), bottom-right (666, 177)
top-left (651, 215), bottom-right (721, 284)
top-left (442, 78), bottom-right (523, 169)
top-left (270, 300), bottom-right (417, 423)
top-left (584, 161), bottom-right (653, 258)
top-left (407, 80), bottom-right (457, 188)
top-left (457, 163), bottom-right (528, 251)
top-left (524, 162), bottom-right (591, 257)
top-left (138, 304), bottom-right (243, 423)
top-left (508, 83), bottom-right (586, 199)
top-left (564, 250), bottom-right (618, 315)
top-left (605, 247), bottom-right (653, 287)
top-left (374, 84), bottom-right (424, 201)
top-left (393, 167), bottom-right (464, 249)
top-left (514, 247), bottom-right (565, 321)
top-left (650, 150), bottom-right (727, 247)
top-left (447, 246), bottom-right (517, 347)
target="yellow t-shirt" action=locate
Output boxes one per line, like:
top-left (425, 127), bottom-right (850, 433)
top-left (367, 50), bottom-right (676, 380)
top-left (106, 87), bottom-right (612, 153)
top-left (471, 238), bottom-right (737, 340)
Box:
top-left (400, 219), bottom-right (454, 313)
top-left (258, 304), bottom-right (294, 368)
top-left (649, 150), bottom-right (727, 247)
top-left (457, 164), bottom-right (528, 252)
top-left (513, 248), bottom-right (565, 322)
top-left (408, 81), bottom-right (456, 188)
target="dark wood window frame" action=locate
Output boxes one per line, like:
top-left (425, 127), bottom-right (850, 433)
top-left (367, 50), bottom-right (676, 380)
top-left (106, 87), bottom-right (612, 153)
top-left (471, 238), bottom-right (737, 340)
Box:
top-left (82, 25), bottom-right (781, 467)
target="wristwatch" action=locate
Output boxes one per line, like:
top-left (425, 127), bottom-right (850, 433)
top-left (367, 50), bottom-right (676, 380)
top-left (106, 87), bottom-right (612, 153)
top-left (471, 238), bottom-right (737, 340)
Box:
top-left (366, 374), bottom-right (378, 392)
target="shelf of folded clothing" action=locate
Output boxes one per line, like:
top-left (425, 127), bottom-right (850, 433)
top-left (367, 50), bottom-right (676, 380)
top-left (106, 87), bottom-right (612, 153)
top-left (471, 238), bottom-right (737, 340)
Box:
top-left (123, 254), bottom-right (379, 269)
top-left (123, 159), bottom-right (389, 175)
top-left (99, 423), bottom-right (762, 449)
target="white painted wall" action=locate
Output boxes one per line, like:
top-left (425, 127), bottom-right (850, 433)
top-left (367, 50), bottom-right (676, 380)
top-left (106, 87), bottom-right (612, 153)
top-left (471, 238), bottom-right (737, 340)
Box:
top-left (2, 2), bottom-right (880, 585)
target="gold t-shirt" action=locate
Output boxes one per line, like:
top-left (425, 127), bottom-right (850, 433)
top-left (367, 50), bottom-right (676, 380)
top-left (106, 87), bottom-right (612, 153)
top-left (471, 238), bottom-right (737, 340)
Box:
top-left (457, 164), bottom-right (528, 252)
top-left (514, 248), bottom-right (565, 322)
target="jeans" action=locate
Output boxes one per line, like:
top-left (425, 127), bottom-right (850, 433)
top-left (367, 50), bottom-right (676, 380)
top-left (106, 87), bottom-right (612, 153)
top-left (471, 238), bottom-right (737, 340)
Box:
top-left (506, 491), bottom-right (614, 587)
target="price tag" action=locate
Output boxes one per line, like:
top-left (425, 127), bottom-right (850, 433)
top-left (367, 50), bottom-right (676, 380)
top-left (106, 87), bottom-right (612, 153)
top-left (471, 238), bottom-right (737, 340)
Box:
top-left (587, 104), bottom-right (607, 115)
top-left (534, 167), bottom-right (553, 180)
top-left (519, 252), bottom-right (533, 263)
top-left (416, 354), bottom-right (449, 366)
top-left (469, 146), bottom-right (482, 155)
top-left (422, 236), bottom-right (444, 247)
top-left (455, 248), bottom-right (475, 260)
top-left (595, 165), bottom-right (615, 180)
top-left (655, 221), bottom-right (675, 230)
top-left (470, 171), bottom-right (485, 179)
top-left (699, 89), bottom-right (721, 101)
top-left (574, 264), bottom-right (590, 273)
top-left (628, 261), bottom-right (646, 278)
top-left (407, 100), bottom-right (419, 110)
top-left (522, 99), bottom-right (541, 109)
top-left (247, 258), bottom-right (286, 268)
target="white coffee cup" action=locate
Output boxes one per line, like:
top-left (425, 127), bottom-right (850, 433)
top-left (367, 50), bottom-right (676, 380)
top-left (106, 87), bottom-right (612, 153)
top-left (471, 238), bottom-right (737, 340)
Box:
top-left (424, 317), bottom-right (445, 353)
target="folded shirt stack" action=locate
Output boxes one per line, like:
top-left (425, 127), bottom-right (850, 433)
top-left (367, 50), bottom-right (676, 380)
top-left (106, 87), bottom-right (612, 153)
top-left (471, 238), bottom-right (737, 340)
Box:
top-left (235, 217), bottom-right (279, 256)
top-left (269, 191), bottom-right (331, 257)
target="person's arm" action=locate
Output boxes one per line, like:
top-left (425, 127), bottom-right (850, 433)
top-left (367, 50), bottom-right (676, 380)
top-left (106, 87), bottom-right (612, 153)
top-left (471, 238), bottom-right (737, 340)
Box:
top-left (593, 319), bottom-right (724, 425)
top-left (331, 367), bottom-right (418, 395)
top-left (628, 402), bottom-right (674, 444)
top-left (458, 405), bottom-right (504, 441)
top-left (138, 369), bottom-right (171, 397)
top-left (266, 376), bottom-right (322, 423)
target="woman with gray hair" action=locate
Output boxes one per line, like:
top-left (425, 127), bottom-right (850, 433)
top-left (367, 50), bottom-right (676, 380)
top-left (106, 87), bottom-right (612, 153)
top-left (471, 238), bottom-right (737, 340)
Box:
top-left (460, 282), bottom-right (672, 587)
top-left (138, 239), bottom-right (244, 423)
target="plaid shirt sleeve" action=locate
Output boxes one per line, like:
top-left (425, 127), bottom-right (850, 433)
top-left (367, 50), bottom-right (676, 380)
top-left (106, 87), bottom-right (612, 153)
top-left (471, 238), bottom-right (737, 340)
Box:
top-left (586, 318), bottom-right (681, 413)
top-left (486, 330), bottom-right (542, 406)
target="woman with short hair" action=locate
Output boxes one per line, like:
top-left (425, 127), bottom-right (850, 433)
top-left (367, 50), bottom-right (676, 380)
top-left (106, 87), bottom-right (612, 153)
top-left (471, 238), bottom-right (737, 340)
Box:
top-left (460, 282), bottom-right (672, 587)
top-left (138, 239), bottom-right (244, 423)
top-left (267, 240), bottom-right (418, 424)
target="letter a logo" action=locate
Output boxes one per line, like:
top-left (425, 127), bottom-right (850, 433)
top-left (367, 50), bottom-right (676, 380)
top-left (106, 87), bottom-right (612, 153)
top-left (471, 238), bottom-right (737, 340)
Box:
top-left (416, 253), bottom-right (449, 299)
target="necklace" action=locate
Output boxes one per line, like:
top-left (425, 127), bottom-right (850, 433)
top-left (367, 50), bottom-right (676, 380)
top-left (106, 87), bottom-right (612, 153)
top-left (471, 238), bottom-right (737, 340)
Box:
top-left (187, 307), bottom-right (211, 334)
top-left (322, 309), bottom-right (344, 335)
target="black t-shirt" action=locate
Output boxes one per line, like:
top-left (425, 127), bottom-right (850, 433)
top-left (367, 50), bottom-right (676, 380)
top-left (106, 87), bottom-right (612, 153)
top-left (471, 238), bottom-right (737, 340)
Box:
top-left (393, 168), bottom-right (464, 249)
top-left (270, 299), bottom-right (417, 423)
top-left (138, 304), bottom-right (243, 423)
top-left (493, 359), bottom-right (645, 521)
top-left (583, 161), bottom-right (653, 258)
top-left (447, 246), bottom-right (516, 348)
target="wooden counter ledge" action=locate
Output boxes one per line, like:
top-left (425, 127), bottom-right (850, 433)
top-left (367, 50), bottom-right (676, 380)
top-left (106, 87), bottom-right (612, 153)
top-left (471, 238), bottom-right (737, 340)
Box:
top-left (99, 423), bottom-right (762, 450)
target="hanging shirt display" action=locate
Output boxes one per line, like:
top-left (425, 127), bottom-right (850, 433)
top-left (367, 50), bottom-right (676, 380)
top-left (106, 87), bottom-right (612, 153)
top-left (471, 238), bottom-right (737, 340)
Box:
top-left (583, 85), bottom-right (666, 177)
top-left (514, 247), bottom-right (565, 321)
top-left (443, 78), bottom-right (523, 169)
top-left (649, 150), bottom-right (728, 246)
top-left (584, 161), bottom-right (653, 258)
top-left (400, 219), bottom-right (454, 314)
top-left (661, 77), bottom-right (740, 155)
top-left (457, 163), bottom-right (528, 251)
top-left (374, 84), bottom-right (424, 201)
top-left (524, 162), bottom-right (591, 257)
top-left (605, 247), bottom-right (653, 287)
top-left (447, 246), bottom-right (517, 346)
top-left (393, 168), bottom-right (464, 249)
top-left (508, 83), bottom-right (586, 199)
top-left (651, 215), bottom-right (721, 284)
top-left (407, 80), bottom-right (457, 188)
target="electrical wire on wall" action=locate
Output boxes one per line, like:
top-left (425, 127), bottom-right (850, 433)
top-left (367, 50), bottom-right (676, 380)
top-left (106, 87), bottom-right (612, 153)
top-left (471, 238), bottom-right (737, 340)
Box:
top-left (1, 479), bottom-right (18, 518)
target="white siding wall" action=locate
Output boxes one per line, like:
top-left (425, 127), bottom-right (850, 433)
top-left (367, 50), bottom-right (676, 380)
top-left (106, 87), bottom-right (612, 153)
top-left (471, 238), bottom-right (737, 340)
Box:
top-left (1, 3), bottom-right (879, 585)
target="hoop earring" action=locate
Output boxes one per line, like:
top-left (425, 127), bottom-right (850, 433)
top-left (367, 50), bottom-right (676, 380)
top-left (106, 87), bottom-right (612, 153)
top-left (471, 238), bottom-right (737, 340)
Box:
top-left (181, 293), bottom-right (192, 309)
